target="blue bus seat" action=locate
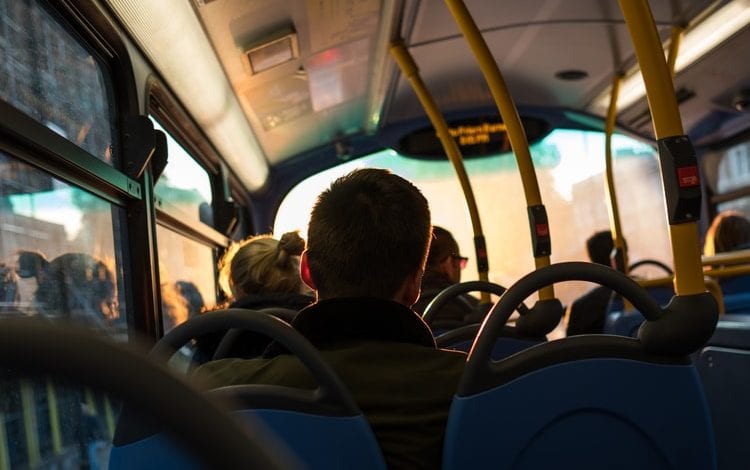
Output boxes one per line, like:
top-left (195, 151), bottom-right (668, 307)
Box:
top-left (696, 319), bottom-right (750, 470)
top-left (444, 263), bottom-right (718, 470)
top-left (109, 401), bottom-right (385, 470)
top-left (109, 309), bottom-right (388, 470)
top-left (605, 286), bottom-right (673, 337)
top-left (604, 309), bottom-right (646, 337)
top-left (443, 336), bottom-right (716, 470)
top-left (717, 274), bottom-right (750, 314)
top-left (435, 323), bottom-right (545, 360)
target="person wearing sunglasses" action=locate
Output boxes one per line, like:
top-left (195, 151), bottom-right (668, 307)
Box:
top-left (413, 226), bottom-right (479, 330)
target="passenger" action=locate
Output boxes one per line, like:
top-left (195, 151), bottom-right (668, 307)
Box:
top-left (703, 210), bottom-right (750, 256)
top-left (175, 280), bottom-right (205, 318)
top-left (0, 262), bottom-right (20, 314)
top-left (565, 230), bottom-right (620, 335)
top-left (160, 280), bottom-right (190, 332)
top-left (196, 168), bottom-right (467, 469)
top-left (703, 211), bottom-right (750, 304)
top-left (16, 250), bottom-right (118, 327)
top-left (193, 231), bottom-right (314, 361)
top-left (217, 230), bottom-right (313, 311)
top-left (412, 226), bottom-right (480, 329)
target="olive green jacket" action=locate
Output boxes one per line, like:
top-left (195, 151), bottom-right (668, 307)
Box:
top-left (196, 298), bottom-right (467, 470)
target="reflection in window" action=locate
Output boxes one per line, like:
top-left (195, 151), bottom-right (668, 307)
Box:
top-left (151, 118), bottom-right (213, 226)
top-left (156, 225), bottom-right (216, 332)
top-left (716, 140), bottom-right (750, 215)
top-left (0, 152), bottom-right (126, 338)
top-left (275, 129), bottom-right (668, 307)
top-left (0, 377), bottom-right (119, 469)
top-left (0, 0), bottom-right (115, 163)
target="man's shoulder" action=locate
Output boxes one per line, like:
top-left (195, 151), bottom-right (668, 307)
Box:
top-left (194, 355), bottom-right (311, 388)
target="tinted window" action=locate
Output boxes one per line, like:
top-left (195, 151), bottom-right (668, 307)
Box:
top-left (0, 0), bottom-right (116, 164)
top-left (156, 225), bottom-right (216, 332)
top-left (0, 152), bottom-right (127, 338)
top-left (275, 129), bottom-right (668, 310)
top-left (152, 118), bottom-right (214, 226)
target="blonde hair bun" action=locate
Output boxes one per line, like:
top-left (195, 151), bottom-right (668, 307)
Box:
top-left (278, 231), bottom-right (305, 256)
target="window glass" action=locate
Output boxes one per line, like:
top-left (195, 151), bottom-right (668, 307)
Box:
top-left (715, 140), bottom-right (750, 214)
top-left (0, 152), bottom-right (127, 338)
top-left (156, 225), bottom-right (216, 332)
top-left (152, 117), bottom-right (214, 227)
top-left (0, 378), bottom-right (119, 469)
top-left (0, 0), bottom-right (115, 164)
top-left (275, 129), bottom-right (669, 309)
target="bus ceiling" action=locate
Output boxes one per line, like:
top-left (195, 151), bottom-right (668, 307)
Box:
top-left (102, 0), bottom-right (750, 186)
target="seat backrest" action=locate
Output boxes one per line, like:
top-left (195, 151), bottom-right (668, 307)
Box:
top-left (696, 319), bottom-right (750, 470)
top-left (110, 309), bottom-right (387, 470)
top-left (717, 274), bottom-right (750, 314)
top-left (443, 262), bottom-right (717, 470)
top-left (435, 323), bottom-right (545, 360)
top-left (443, 337), bottom-right (715, 470)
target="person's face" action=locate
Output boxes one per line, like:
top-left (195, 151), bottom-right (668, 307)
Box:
top-left (441, 252), bottom-right (467, 284)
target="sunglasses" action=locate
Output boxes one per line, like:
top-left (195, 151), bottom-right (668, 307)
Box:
top-left (450, 254), bottom-right (469, 270)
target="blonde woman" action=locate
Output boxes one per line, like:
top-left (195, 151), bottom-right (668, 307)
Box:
top-left (218, 231), bottom-right (313, 309)
top-left (194, 231), bottom-right (313, 362)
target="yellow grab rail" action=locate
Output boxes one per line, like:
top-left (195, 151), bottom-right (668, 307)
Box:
top-left (702, 248), bottom-right (750, 267)
top-left (444, 0), bottom-right (554, 300)
top-left (0, 412), bottom-right (10, 470)
top-left (390, 41), bottom-right (491, 303)
top-left (20, 380), bottom-right (41, 468)
top-left (619, 0), bottom-right (705, 295)
top-left (666, 25), bottom-right (684, 78)
top-left (604, 74), bottom-right (629, 273)
top-left (46, 381), bottom-right (62, 455)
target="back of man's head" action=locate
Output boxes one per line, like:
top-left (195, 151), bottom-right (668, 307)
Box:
top-left (586, 230), bottom-right (615, 266)
top-left (306, 168), bottom-right (431, 299)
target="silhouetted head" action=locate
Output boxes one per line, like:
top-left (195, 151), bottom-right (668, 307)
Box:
top-left (425, 226), bottom-right (466, 284)
top-left (704, 210), bottom-right (750, 256)
top-left (17, 251), bottom-right (117, 325)
top-left (586, 230), bottom-right (616, 267)
top-left (304, 168), bottom-right (431, 302)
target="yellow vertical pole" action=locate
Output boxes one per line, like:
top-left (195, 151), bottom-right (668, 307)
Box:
top-left (618, 0), bottom-right (704, 295)
top-left (666, 25), bottom-right (684, 78)
top-left (0, 412), bottom-right (10, 470)
top-left (104, 397), bottom-right (115, 438)
top-left (604, 74), bottom-right (629, 273)
top-left (390, 41), bottom-right (491, 303)
top-left (443, 0), bottom-right (554, 300)
top-left (20, 380), bottom-right (41, 468)
top-left (45, 381), bottom-right (62, 455)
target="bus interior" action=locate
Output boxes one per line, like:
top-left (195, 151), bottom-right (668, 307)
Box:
top-left (1, 0), bottom-right (750, 468)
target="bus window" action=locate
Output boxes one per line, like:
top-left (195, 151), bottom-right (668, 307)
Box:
top-left (151, 117), bottom-right (214, 226)
top-left (0, 152), bottom-right (127, 338)
top-left (155, 225), bottom-right (216, 332)
top-left (712, 140), bottom-right (750, 214)
top-left (274, 129), bottom-right (670, 307)
top-left (0, 0), bottom-right (116, 164)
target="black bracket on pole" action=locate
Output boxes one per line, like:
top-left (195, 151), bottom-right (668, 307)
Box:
top-left (151, 130), bottom-right (168, 183)
top-left (658, 135), bottom-right (701, 224)
top-left (123, 116), bottom-right (156, 181)
top-left (528, 204), bottom-right (551, 257)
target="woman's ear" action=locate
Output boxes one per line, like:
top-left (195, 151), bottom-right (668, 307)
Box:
top-left (300, 250), bottom-right (316, 290)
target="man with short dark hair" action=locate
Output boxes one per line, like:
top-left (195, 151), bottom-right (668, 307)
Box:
top-left (413, 226), bottom-right (479, 328)
top-left (566, 230), bottom-right (619, 335)
top-left (197, 169), bottom-right (466, 469)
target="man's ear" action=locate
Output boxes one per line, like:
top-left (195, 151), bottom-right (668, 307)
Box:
top-left (300, 250), bottom-right (316, 290)
top-left (398, 268), bottom-right (424, 307)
